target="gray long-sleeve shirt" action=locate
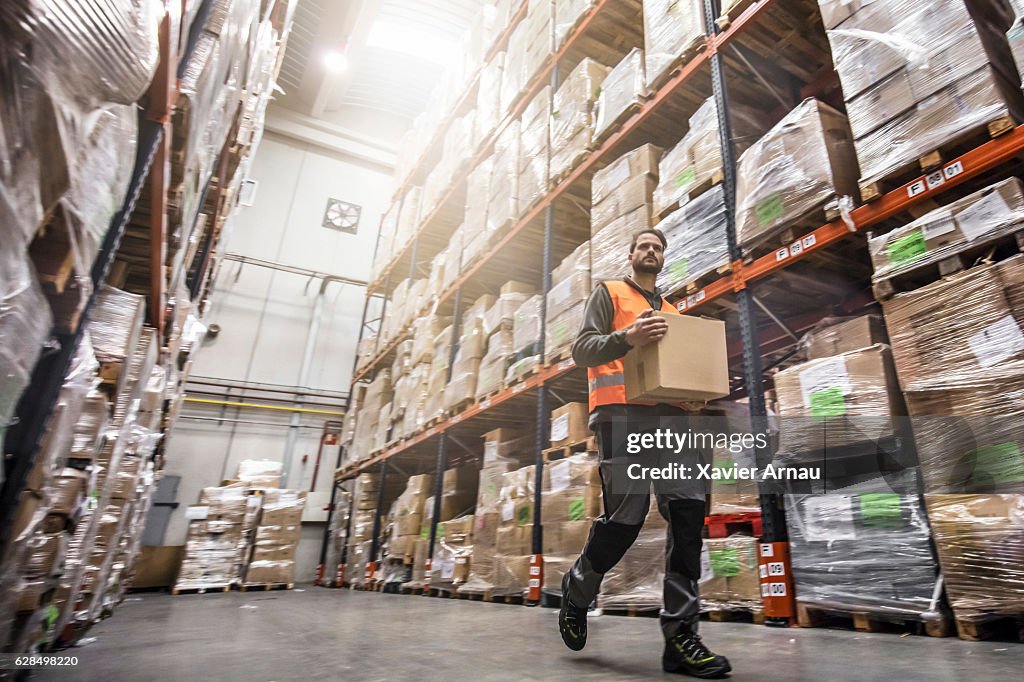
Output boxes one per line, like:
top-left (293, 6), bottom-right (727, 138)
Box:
top-left (571, 278), bottom-right (686, 427)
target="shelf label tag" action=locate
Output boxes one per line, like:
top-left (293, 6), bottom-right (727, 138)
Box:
top-left (789, 239), bottom-right (804, 256)
top-left (944, 160), bottom-right (964, 180)
top-left (480, 399), bottom-right (491, 409)
top-left (513, 382), bottom-right (526, 393)
top-left (767, 562), bottom-right (786, 576)
top-left (925, 170), bottom-right (945, 190)
top-left (775, 247), bottom-right (789, 261)
top-left (677, 299), bottom-right (688, 311)
top-left (907, 179), bottom-right (926, 198)
top-left (759, 543), bottom-right (774, 558)
top-left (558, 359), bottom-right (574, 371)
top-left (768, 582), bottom-right (787, 596)
top-left (802, 234), bottom-right (816, 249)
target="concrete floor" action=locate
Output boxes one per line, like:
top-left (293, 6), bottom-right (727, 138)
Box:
top-left (41, 588), bottom-right (1024, 681)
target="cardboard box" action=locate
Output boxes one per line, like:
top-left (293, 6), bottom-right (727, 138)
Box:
top-left (622, 314), bottom-right (729, 402)
top-left (543, 453), bottom-right (601, 491)
top-left (439, 515), bottom-right (475, 546)
top-left (590, 205), bottom-right (655, 282)
top-left (806, 315), bottom-right (888, 360)
top-left (591, 175), bottom-right (658, 234)
top-left (541, 486), bottom-right (601, 523)
top-left (395, 512), bottom-right (423, 536)
top-left (550, 402), bottom-right (590, 448)
top-left (592, 144), bottom-right (661, 206)
top-left (443, 466), bottom-right (478, 496)
top-left (701, 535), bottom-right (762, 610)
top-left (131, 546), bottom-right (185, 589)
top-left (494, 554), bottom-right (532, 590)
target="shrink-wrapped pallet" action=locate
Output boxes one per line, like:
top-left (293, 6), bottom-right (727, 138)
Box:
top-left (550, 59), bottom-right (610, 181)
top-left (642, 0), bottom-right (705, 86)
top-left (655, 185), bottom-right (729, 295)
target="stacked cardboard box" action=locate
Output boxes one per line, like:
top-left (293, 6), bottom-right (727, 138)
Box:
top-left (445, 294), bottom-right (493, 410)
top-left (345, 473), bottom-right (381, 587)
top-left (595, 48), bottom-right (646, 140)
top-left (509, 294), bottom-right (544, 380)
top-left (464, 159), bottom-right (495, 257)
top-left (236, 460), bottom-right (283, 489)
top-left (785, 473), bottom-right (940, 620)
top-left (590, 145), bottom-right (661, 282)
top-left (348, 370), bottom-right (393, 464)
top-left (642, 0), bottom-right (705, 86)
top-left (387, 475), bottom-right (433, 563)
top-left (245, 489), bottom-right (306, 585)
top-left (551, 59), bottom-right (610, 181)
top-left (655, 185), bottom-right (729, 295)
top-left (487, 121), bottom-right (522, 236)
top-left (869, 178), bottom-right (1024, 291)
top-left (476, 285), bottom-right (534, 399)
top-left (176, 486), bottom-right (259, 590)
top-left (599, 502), bottom-right (666, 609)
top-left (554, 0), bottom-right (592, 47)
top-left (523, 0), bottom-right (555, 85)
top-left (819, 0), bottom-right (1024, 188)
top-left (476, 54), bottom-right (505, 145)
top-left (546, 241), bottom-right (591, 363)
top-left (429, 515), bottom-right (475, 590)
top-left (518, 86), bottom-right (551, 215)
top-left (708, 445), bottom-right (761, 515)
top-left (541, 453), bottom-right (601, 593)
top-left (735, 98), bottom-right (859, 251)
top-left (501, 23), bottom-right (528, 116)
top-left (700, 535), bottom-right (762, 614)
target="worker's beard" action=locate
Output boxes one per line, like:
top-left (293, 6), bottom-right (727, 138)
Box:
top-left (633, 258), bottom-right (662, 275)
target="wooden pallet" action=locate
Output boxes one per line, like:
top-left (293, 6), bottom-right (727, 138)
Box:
top-left (545, 345), bottom-right (574, 366)
top-left (594, 100), bottom-right (644, 144)
top-left (955, 615), bottom-right (1024, 642)
top-left (459, 590), bottom-right (524, 605)
top-left (445, 397), bottom-right (475, 418)
top-left (704, 608), bottom-right (765, 625)
top-left (741, 196), bottom-right (844, 264)
top-left (656, 169), bottom-right (726, 222)
top-left (705, 512), bottom-right (762, 539)
top-left (646, 36), bottom-right (708, 92)
top-left (859, 114), bottom-right (1015, 203)
top-left (239, 582), bottom-right (293, 592)
top-left (872, 229), bottom-right (1024, 300)
top-left (400, 584), bottom-right (425, 595)
top-left (666, 261), bottom-right (732, 302)
top-left (543, 436), bottom-right (597, 461)
top-left (171, 584), bottom-right (232, 595)
top-left (796, 604), bottom-right (952, 638)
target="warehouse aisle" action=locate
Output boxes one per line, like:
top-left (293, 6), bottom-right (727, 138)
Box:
top-left (43, 589), bottom-right (1023, 681)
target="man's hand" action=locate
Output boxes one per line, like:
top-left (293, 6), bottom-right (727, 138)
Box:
top-left (624, 309), bottom-right (668, 348)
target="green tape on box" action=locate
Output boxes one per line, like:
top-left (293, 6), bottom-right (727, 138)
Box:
top-left (552, 320), bottom-right (570, 345)
top-left (710, 548), bottom-right (740, 577)
top-left (809, 386), bottom-right (847, 418)
top-left (859, 493), bottom-right (902, 527)
top-left (568, 497), bottom-right (586, 521)
top-left (755, 194), bottom-right (783, 227)
top-left (517, 504), bottom-right (532, 525)
top-left (970, 442), bottom-right (1024, 484)
top-left (675, 167), bottom-right (697, 189)
top-left (887, 228), bottom-right (927, 267)
top-left (669, 258), bottom-right (689, 280)
top-left (714, 459), bottom-right (736, 485)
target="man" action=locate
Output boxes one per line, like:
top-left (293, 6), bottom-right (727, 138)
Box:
top-left (558, 228), bottom-right (731, 679)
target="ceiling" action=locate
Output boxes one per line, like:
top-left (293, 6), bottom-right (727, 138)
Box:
top-left (274, 0), bottom-right (480, 144)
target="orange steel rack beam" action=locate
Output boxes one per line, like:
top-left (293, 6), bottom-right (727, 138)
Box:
top-left (677, 124), bottom-right (1024, 313)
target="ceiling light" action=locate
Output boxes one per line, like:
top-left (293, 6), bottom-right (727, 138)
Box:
top-left (323, 48), bottom-right (349, 72)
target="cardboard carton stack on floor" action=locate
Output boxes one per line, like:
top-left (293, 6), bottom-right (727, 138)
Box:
top-left (734, 98), bottom-right (859, 251)
top-left (546, 241), bottom-right (591, 363)
top-left (879, 255), bottom-right (1024, 625)
top-left (387, 475), bottom-right (432, 564)
top-left (245, 489), bottom-right (306, 586)
top-left (429, 515), bottom-right (475, 591)
top-left (175, 486), bottom-right (260, 591)
top-left (599, 502), bottom-right (666, 609)
top-left (540, 449), bottom-right (601, 594)
top-left (818, 0), bottom-right (1024, 191)
top-left (700, 535), bottom-right (762, 614)
top-left (550, 59), bottom-right (610, 182)
top-left (590, 145), bottom-right (661, 282)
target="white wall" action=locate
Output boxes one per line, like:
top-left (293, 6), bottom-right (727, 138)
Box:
top-left (161, 131), bottom-right (392, 583)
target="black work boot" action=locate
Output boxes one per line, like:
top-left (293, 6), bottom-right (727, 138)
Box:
top-left (663, 630), bottom-right (731, 678)
top-left (558, 572), bottom-right (588, 651)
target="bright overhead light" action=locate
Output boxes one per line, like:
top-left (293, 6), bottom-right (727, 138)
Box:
top-left (323, 49), bottom-right (349, 72)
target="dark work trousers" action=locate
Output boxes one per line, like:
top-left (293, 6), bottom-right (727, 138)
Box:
top-left (564, 419), bottom-right (708, 639)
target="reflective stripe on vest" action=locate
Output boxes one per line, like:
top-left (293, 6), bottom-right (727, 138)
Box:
top-left (587, 280), bottom-right (681, 412)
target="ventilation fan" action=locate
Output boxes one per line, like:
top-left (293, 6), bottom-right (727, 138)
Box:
top-left (322, 198), bottom-right (361, 233)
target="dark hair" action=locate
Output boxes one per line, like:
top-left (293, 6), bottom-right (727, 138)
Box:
top-left (629, 228), bottom-right (667, 252)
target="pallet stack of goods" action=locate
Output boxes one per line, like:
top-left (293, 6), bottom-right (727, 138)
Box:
top-left (344, 473), bottom-right (382, 588)
top-left (540, 448), bottom-right (600, 600)
top-left (700, 535), bottom-right (763, 620)
top-left (382, 475), bottom-right (433, 584)
top-left (244, 489), bottom-right (306, 588)
top-left (590, 145), bottom-right (660, 281)
top-left (598, 503), bottom-right (666, 612)
top-left (545, 242), bottom-right (590, 364)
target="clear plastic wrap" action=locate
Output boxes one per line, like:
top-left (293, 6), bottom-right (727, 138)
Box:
top-left (518, 86), bottom-right (551, 215)
top-left (540, 453), bottom-right (600, 591)
top-left (708, 440), bottom-right (761, 515)
top-left (773, 344), bottom-right (904, 458)
top-left (655, 184), bottom-right (729, 294)
top-left (735, 99), bottom-right (859, 251)
top-left (823, 0), bottom-right (1024, 185)
top-left (476, 52), bottom-right (505, 144)
top-left (551, 59), bottom-right (610, 181)
top-left (547, 240), bottom-right (591, 322)
top-left (882, 256), bottom-right (1024, 494)
top-left (599, 501), bottom-right (666, 609)
top-left (595, 48), bottom-right (646, 140)
top-left (429, 515), bottom-right (474, 590)
top-left (653, 97), bottom-right (723, 217)
top-left (513, 295), bottom-right (543, 354)
top-left (90, 285), bottom-right (145, 366)
top-left (591, 144), bottom-right (660, 233)
top-left (175, 486), bottom-right (254, 590)
top-left (803, 314), bottom-right (888, 361)
top-left (869, 177), bottom-right (1024, 284)
top-left (411, 315), bottom-right (449, 366)
top-left (500, 22), bottom-right (528, 116)
top-left (546, 301), bottom-right (586, 363)
top-left (925, 493), bottom-right (1024, 622)
top-left (245, 489), bottom-right (306, 585)
top-left (700, 535), bottom-right (762, 613)
top-left (590, 205), bottom-right (651, 282)
top-left (523, 0), bottom-right (554, 83)
top-left (476, 327), bottom-right (516, 399)
top-left (642, 0), bottom-right (705, 86)
top-left (484, 292), bottom-right (531, 336)
top-left (786, 474), bottom-right (940, 619)
top-left (236, 460), bottom-right (283, 488)
top-left (465, 158), bottom-right (494, 234)
top-left (396, 186), bottom-right (423, 247)
top-left (487, 121), bottom-right (521, 235)
top-left (554, 0), bottom-right (593, 48)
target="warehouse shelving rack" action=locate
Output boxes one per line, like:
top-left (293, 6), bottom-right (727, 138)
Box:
top-left (326, 0), bottom-right (1024, 611)
top-left (0, 0), bottom-right (293, 555)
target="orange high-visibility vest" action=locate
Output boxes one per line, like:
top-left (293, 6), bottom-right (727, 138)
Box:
top-left (587, 280), bottom-right (682, 412)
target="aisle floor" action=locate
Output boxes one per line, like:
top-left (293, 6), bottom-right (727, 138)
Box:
top-left (43, 588), bottom-right (1023, 681)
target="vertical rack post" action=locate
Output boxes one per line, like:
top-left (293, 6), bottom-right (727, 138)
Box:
top-left (703, 0), bottom-right (792, 622)
top-left (427, 288), bottom-right (463, 582)
top-left (528, 62), bottom-right (560, 606)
